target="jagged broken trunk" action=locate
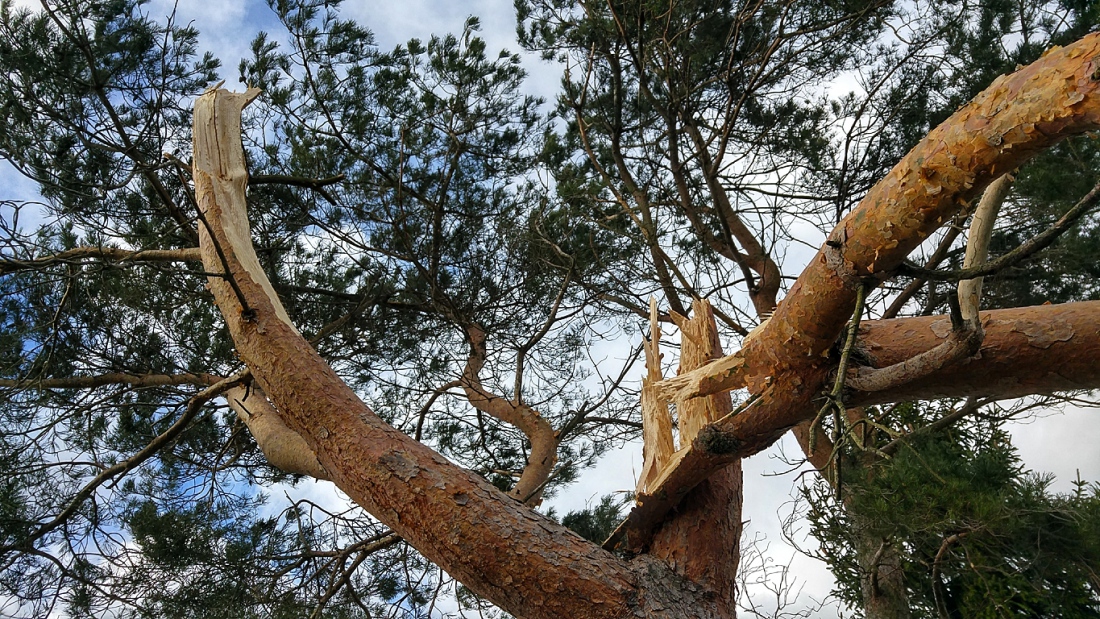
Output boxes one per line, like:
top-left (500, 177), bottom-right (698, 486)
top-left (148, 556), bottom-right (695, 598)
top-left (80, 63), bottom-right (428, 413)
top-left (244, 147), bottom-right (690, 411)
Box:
top-left (194, 31), bottom-right (1100, 618)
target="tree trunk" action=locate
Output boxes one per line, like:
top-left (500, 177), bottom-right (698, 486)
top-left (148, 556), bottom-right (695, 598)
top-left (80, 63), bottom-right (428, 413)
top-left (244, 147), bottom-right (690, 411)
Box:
top-left (649, 300), bottom-right (743, 617)
top-left (854, 523), bottom-right (911, 619)
top-left (192, 30), bottom-right (1100, 618)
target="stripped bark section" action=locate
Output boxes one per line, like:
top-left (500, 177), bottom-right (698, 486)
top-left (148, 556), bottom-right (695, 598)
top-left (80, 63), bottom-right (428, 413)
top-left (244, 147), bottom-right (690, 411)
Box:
top-left (649, 299), bottom-right (741, 615)
top-left (959, 173), bottom-right (1014, 322)
top-left (193, 87), bottom-right (726, 619)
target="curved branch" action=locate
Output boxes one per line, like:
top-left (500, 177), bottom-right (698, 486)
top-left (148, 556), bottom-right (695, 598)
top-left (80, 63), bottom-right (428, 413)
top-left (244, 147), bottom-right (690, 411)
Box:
top-left (958, 172), bottom-right (1014, 322)
top-left (460, 325), bottom-right (558, 504)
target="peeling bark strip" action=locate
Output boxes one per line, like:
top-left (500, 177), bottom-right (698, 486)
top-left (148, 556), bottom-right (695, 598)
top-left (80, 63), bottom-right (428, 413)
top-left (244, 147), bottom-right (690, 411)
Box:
top-left (613, 33), bottom-right (1100, 552)
top-left (193, 88), bottom-right (725, 619)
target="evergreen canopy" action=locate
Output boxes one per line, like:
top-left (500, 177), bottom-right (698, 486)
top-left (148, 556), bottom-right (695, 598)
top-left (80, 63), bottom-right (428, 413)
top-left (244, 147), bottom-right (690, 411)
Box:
top-left (1, 0), bottom-right (1099, 617)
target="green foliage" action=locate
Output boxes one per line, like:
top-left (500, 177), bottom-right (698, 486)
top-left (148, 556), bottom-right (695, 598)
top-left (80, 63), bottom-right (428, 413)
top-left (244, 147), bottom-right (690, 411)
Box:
top-left (1, 0), bottom-right (1099, 616)
top-left (807, 402), bottom-right (1100, 617)
top-left (558, 493), bottom-right (629, 544)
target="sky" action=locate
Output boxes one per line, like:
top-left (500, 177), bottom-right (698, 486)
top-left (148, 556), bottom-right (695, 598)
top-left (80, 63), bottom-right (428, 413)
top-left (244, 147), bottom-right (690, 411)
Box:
top-left (3, 0), bottom-right (1100, 617)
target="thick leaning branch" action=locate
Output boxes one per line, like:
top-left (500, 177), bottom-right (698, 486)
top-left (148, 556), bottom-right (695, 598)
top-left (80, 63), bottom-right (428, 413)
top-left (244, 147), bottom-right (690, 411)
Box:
top-left (193, 87), bottom-right (722, 619)
top-left (848, 301), bottom-right (1100, 406)
top-left (612, 33), bottom-right (1100, 552)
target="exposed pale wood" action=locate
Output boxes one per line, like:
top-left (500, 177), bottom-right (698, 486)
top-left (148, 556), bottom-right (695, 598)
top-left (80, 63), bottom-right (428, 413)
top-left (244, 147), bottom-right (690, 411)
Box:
top-left (651, 351), bottom-right (746, 403)
top-left (648, 299), bottom-right (742, 614)
top-left (675, 299), bottom-right (734, 442)
top-left (226, 385), bottom-right (330, 480)
top-left (959, 173), bottom-right (1014, 322)
top-left (610, 33), bottom-right (1100, 553)
top-left (637, 298), bottom-right (675, 496)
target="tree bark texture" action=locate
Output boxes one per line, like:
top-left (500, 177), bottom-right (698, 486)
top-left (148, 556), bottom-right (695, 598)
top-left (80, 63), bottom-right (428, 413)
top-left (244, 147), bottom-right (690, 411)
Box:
top-left (849, 301), bottom-right (1100, 406)
top-left (192, 30), bottom-right (1100, 617)
top-left (193, 87), bottom-right (724, 619)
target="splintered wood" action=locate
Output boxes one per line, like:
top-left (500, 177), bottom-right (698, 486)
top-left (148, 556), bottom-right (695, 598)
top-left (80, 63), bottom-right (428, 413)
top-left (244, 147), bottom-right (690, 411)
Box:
top-left (669, 300), bottom-right (734, 441)
top-left (636, 299), bottom-right (733, 496)
top-left (637, 298), bottom-right (675, 496)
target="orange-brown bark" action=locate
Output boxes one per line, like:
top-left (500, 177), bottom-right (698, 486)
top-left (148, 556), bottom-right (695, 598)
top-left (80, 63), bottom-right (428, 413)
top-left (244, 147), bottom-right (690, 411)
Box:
top-left (194, 87), bottom-right (725, 619)
top-left (850, 301), bottom-right (1100, 406)
top-left (190, 29), bottom-right (1100, 614)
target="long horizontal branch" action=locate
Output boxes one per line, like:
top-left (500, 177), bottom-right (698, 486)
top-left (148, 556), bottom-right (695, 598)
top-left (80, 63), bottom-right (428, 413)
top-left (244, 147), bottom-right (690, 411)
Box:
top-left (849, 301), bottom-right (1100, 406)
top-left (0, 372), bottom-right (220, 389)
top-left (845, 320), bottom-right (983, 392)
top-left (0, 246), bottom-right (201, 275)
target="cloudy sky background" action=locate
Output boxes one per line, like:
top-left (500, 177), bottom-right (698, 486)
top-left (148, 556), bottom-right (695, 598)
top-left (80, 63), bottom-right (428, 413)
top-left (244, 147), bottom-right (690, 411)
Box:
top-left (4, 0), bottom-right (1100, 616)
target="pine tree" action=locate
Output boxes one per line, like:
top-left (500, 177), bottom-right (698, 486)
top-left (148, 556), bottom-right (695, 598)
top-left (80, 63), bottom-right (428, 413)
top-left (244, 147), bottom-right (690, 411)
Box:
top-left (1, 0), bottom-right (1100, 617)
